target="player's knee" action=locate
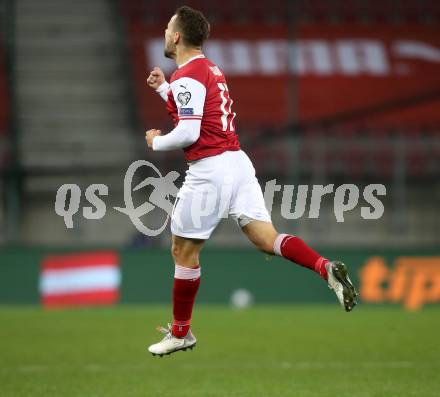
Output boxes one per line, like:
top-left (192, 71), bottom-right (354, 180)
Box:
top-left (252, 229), bottom-right (278, 254)
top-left (171, 241), bottom-right (199, 265)
top-left (249, 229), bottom-right (277, 254)
top-left (254, 238), bottom-right (275, 255)
top-left (171, 242), bottom-right (181, 262)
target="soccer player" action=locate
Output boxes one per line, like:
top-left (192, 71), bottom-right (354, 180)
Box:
top-left (145, 6), bottom-right (358, 357)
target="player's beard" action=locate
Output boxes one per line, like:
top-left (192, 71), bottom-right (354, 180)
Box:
top-left (164, 41), bottom-right (176, 59)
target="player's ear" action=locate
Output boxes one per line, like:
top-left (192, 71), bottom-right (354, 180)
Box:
top-left (173, 31), bottom-right (180, 45)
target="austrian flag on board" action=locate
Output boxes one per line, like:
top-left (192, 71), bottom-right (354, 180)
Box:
top-left (39, 251), bottom-right (121, 307)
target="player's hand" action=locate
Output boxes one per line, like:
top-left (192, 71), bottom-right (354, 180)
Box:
top-left (145, 129), bottom-right (162, 148)
top-left (146, 67), bottom-right (165, 90)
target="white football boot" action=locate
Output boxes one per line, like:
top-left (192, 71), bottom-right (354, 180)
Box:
top-left (148, 324), bottom-right (196, 357)
top-left (326, 261), bottom-right (359, 312)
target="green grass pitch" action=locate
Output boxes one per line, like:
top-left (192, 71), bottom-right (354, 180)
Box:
top-left (1, 305), bottom-right (439, 397)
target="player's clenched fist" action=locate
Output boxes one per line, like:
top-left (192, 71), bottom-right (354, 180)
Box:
top-left (145, 129), bottom-right (162, 148)
top-left (147, 67), bottom-right (165, 90)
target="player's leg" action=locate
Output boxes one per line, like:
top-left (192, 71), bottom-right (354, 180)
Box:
top-left (229, 151), bottom-right (358, 311)
top-left (241, 220), bottom-right (358, 311)
top-left (149, 156), bottom-right (226, 356)
top-left (170, 234), bottom-right (203, 337)
top-left (148, 235), bottom-right (204, 356)
top-left (229, 152), bottom-right (329, 276)
top-left (241, 220), bottom-right (328, 278)
top-left (240, 219), bottom-right (278, 254)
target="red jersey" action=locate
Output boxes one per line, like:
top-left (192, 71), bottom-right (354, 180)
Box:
top-left (165, 55), bottom-right (240, 161)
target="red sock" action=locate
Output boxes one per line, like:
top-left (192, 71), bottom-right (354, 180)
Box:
top-left (172, 264), bottom-right (201, 338)
top-left (274, 234), bottom-right (329, 280)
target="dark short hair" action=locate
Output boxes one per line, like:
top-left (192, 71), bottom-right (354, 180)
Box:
top-left (175, 6), bottom-right (210, 47)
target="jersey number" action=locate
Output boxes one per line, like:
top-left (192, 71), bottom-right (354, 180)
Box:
top-left (218, 83), bottom-right (236, 132)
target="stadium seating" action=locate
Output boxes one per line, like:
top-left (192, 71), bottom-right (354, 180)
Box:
top-left (0, 43), bottom-right (7, 136)
top-left (297, 127), bottom-right (440, 180)
top-left (1, 0), bottom-right (437, 246)
top-left (16, 0), bottom-right (136, 170)
top-left (120, 0), bottom-right (440, 182)
top-left (0, 0), bottom-right (7, 138)
top-left (121, 0), bottom-right (440, 25)
top-left (0, 33), bottom-right (9, 170)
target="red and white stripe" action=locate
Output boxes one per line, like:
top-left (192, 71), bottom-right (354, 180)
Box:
top-left (39, 251), bottom-right (120, 308)
top-left (179, 115), bottom-right (203, 121)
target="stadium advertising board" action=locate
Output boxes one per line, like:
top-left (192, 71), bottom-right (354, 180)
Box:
top-left (360, 256), bottom-right (440, 310)
top-left (39, 251), bottom-right (121, 308)
top-left (1, 249), bottom-right (439, 310)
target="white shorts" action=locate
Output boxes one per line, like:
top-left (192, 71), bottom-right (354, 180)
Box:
top-left (171, 150), bottom-right (271, 239)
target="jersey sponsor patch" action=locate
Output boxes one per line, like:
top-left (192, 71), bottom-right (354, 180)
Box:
top-left (179, 107), bottom-right (194, 116)
top-left (177, 91), bottom-right (191, 106)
